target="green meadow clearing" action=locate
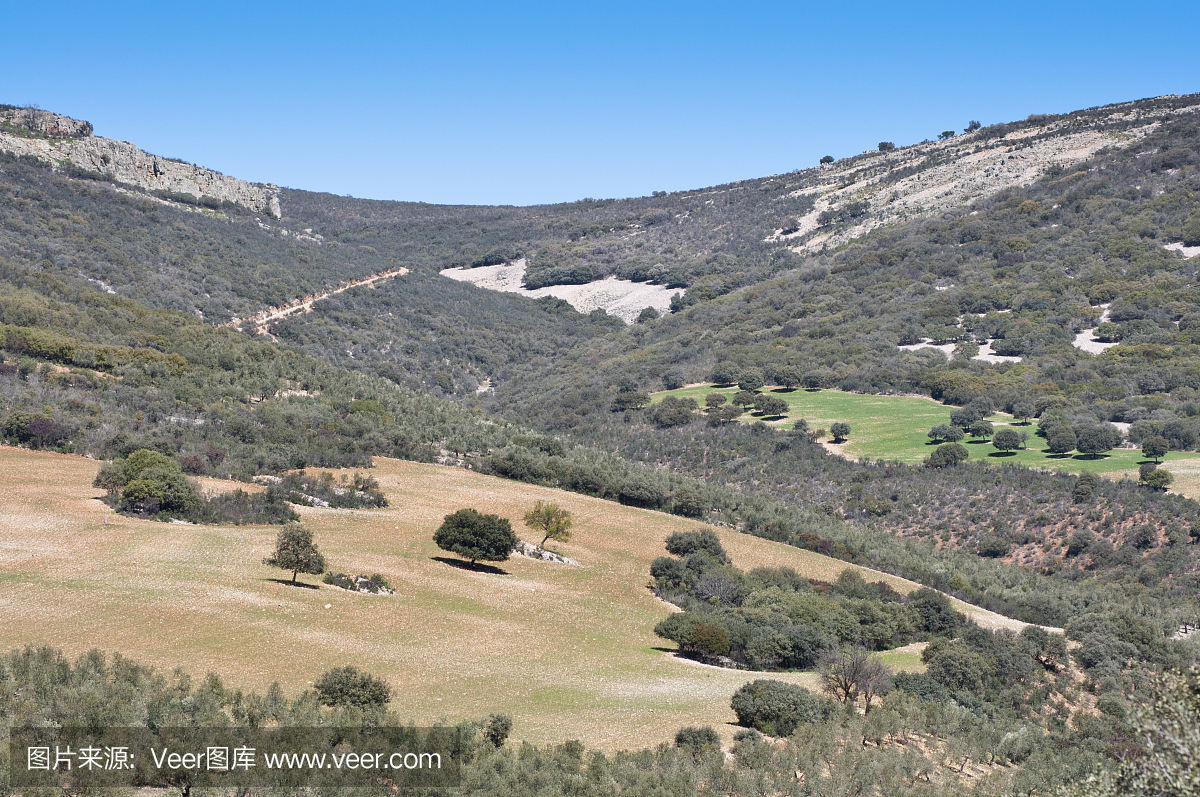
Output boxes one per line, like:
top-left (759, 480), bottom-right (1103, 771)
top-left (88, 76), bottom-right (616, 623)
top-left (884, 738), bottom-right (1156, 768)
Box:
top-left (0, 446), bottom-right (1041, 750)
top-left (653, 384), bottom-right (1200, 481)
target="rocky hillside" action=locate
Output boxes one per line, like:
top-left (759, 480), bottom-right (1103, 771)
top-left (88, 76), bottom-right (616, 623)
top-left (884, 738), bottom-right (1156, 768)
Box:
top-left (0, 107), bottom-right (280, 217)
top-left (773, 96), bottom-right (1200, 253)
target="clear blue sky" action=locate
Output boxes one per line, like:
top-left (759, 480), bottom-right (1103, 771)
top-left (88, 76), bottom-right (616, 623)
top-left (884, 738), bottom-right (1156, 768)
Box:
top-left (3, 1), bottom-right (1198, 206)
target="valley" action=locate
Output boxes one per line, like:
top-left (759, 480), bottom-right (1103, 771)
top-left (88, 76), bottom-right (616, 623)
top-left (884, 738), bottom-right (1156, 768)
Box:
top-left (4, 90), bottom-right (1200, 794)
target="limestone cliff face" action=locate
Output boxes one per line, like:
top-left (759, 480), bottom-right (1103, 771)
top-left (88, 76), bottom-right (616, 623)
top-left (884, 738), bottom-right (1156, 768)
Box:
top-left (0, 108), bottom-right (281, 218)
top-left (0, 107), bottom-right (93, 138)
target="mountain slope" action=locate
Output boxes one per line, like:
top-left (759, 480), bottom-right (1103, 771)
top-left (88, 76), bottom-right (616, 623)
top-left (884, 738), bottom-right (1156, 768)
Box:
top-left (0, 106), bottom-right (280, 216)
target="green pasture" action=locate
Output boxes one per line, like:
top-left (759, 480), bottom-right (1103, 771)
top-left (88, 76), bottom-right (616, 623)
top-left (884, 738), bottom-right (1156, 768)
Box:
top-left (653, 385), bottom-right (1200, 478)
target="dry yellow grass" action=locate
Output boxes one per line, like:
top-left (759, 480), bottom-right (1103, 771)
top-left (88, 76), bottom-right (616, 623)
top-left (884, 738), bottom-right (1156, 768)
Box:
top-left (0, 446), bottom-right (1025, 749)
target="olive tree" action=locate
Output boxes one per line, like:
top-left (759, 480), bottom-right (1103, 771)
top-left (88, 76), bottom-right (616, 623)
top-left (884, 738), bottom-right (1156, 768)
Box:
top-left (1057, 667), bottom-right (1200, 797)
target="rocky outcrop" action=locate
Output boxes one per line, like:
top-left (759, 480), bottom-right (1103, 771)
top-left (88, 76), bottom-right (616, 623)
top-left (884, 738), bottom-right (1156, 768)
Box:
top-left (0, 108), bottom-right (281, 217)
top-left (770, 98), bottom-right (1200, 253)
top-left (0, 107), bottom-right (92, 138)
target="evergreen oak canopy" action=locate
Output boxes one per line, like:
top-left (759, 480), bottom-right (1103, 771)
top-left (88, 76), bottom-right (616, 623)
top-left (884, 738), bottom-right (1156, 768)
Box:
top-left (434, 508), bottom-right (518, 564)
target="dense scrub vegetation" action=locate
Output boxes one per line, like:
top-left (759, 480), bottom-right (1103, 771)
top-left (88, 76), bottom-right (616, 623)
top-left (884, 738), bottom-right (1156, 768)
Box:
top-left (651, 529), bottom-right (964, 668)
top-left (92, 447), bottom-right (299, 523)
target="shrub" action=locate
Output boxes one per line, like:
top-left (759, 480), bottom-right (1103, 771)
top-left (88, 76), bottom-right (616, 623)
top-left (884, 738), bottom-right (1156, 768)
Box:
top-left (978, 534), bottom-right (1010, 558)
top-left (892, 672), bottom-right (950, 702)
top-left (909, 588), bottom-right (960, 634)
top-left (674, 726), bottom-right (721, 754)
top-left (649, 396), bottom-right (697, 427)
top-left (692, 624), bottom-right (731, 655)
top-left (313, 665), bottom-right (391, 708)
top-left (664, 529), bottom-right (729, 563)
top-left (925, 443), bottom-right (968, 468)
top-left (484, 713), bottom-right (513, 747)
top-left (731, 679), bottom-right (835, 736)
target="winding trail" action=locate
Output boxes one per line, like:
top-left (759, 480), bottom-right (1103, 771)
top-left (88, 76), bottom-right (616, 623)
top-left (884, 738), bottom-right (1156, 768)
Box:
top-left (220, 267), bottom-right (409, 333)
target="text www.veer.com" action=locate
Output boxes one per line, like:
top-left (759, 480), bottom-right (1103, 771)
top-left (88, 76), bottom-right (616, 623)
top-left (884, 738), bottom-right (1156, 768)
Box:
top-left (262, 751), bottom-right (441, 770)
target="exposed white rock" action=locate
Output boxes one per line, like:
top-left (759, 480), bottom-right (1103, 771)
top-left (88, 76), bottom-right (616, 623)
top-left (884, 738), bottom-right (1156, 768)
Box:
top-left (1164, 241), bottom-right (1200, 259)
top-left (441, 259), bottom-right (684, 324)
top-left (973, 340), bottom-right (1023, 363)
top-left (897, 339), bottom-right (956, 357)
top-left (766, 101), bottom-right (1200, 253)
top-left (1073, 303), bottom-right (1119, 354)
top-left (0, 109), bottom-right (280, 217)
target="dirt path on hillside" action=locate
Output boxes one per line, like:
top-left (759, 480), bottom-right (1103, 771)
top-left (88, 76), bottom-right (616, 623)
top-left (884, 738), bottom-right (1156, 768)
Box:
top-left (220, 267), bottom-right (409, 333)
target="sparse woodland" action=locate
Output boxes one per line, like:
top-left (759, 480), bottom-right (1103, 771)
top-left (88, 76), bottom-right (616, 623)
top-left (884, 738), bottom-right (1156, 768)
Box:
top-left (3, 94), bottom-right (1200, 793)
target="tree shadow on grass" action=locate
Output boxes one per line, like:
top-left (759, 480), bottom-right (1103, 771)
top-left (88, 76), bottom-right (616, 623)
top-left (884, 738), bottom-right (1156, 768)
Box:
top-left (988, 451), bottom-right (1018, 458)
top-left (432, 556), bottom-right (509, 576)
top-left (1044, 452), bottom-right (1074, 459)
top-left (966, 439), bottom-right (992, 445)
top-left (771, 387), bottom-right (797, 393)
top-left (264, 578), bottom-right (320, 589)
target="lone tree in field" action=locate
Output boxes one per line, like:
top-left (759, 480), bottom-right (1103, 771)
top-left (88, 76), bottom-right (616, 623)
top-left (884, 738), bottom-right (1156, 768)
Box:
top-left (1076, 425), bottom-right (1117, 457)
top-left (830, 422), bottom-right (851, 443)
top-left (523, 500), bottom-right (573, 551)
top-left (313, 665), bottom-right (391, 708)
top-left (434, 508), bottom-right (517, 565)
top-left (1143, 436), bottom-right (1169, 463)
top-left (754, 394), bottom-right (789, 418)
top-left (264, 526), bottom-right (326, 586)
top-left (992, 427), bottom-right (1022, 453)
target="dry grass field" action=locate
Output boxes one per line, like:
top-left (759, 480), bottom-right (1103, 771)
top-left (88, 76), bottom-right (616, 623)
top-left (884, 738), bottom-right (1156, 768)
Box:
top-left (0, 446), bottom-right (1028, 749)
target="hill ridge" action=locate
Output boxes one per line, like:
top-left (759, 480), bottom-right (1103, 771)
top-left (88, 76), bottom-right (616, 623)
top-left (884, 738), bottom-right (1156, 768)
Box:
top-left (0, 107), bottom-right (280, 217)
